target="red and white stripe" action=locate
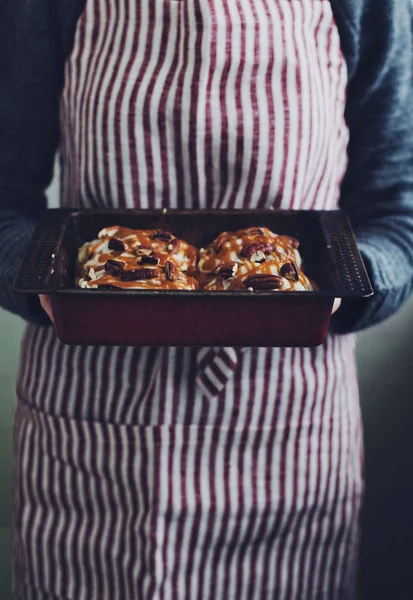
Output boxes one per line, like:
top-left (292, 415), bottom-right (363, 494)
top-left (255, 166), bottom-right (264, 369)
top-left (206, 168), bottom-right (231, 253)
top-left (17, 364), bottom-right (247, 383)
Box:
top-left (14, 0), bottom-right (362, 598)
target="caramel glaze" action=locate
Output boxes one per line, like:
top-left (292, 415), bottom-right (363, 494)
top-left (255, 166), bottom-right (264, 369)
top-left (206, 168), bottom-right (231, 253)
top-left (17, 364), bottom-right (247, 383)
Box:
top-left (77, 226), bottom-right (199, 290)
top-left (198, 227), bottom-right (314, 291)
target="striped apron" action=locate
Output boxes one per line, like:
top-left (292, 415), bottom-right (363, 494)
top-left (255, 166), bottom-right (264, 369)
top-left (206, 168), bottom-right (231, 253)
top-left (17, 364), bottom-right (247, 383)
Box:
top-left (13, 0), bottom-right (363, 598)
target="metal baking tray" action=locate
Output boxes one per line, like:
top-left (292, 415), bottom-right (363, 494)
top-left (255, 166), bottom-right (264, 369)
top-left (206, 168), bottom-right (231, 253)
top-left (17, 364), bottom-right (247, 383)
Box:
top-left (13, 209), bottom-right (373, 347)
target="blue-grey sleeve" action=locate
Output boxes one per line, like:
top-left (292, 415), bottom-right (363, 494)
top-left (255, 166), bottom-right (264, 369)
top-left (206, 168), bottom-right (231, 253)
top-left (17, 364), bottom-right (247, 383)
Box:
top-left (0, 0), bottom-right (63, 323)
top-left (331, 0), bottom-right (413, 333)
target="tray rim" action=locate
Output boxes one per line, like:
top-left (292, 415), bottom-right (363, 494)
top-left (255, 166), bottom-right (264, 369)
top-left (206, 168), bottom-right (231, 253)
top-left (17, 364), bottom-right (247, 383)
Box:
top-left (13, 207), bottom-right (374, 299)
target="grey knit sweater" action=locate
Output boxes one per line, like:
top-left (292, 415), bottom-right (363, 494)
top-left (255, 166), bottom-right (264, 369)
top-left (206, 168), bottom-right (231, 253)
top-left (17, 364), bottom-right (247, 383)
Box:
top-left (1, 0), bottom-right (413, 333)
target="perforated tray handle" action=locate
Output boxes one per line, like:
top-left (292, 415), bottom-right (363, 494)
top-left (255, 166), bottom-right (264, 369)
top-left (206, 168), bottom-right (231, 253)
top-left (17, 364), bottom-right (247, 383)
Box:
top-left (319, 211), bottom-right (374, 298)
top-left (13, 211), bottom-right (70, 294)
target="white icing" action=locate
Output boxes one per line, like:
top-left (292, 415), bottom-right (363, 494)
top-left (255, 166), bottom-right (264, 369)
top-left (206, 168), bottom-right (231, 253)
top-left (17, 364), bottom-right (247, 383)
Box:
top-left (98, 226), bottom-right (119, 238)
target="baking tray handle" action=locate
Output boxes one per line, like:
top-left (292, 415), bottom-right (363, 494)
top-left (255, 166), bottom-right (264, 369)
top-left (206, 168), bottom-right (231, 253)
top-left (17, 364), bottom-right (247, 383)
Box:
top-left (319, 211), bottom-right (374, 298)
top-left (12, 210), bottom-right (71, 294)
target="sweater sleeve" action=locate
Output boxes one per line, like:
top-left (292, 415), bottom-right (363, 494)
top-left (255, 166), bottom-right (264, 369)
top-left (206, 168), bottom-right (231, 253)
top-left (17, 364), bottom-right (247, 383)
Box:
top-left (330, 0), bottom-right (413, 333)
top-left (0, 0), bottom-right (64, 323)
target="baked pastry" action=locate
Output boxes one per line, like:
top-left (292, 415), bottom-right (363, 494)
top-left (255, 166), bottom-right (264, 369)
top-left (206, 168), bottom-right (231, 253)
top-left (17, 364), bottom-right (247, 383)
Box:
top-left (198, 227), bottom-right (314, 291)
top-left (77, 226), bottom-right (199, 290)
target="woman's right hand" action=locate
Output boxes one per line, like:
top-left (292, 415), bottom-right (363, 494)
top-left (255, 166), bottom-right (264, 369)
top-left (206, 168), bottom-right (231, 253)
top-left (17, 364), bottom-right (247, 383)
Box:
top-left (39, 295), bottom-right (55, 324)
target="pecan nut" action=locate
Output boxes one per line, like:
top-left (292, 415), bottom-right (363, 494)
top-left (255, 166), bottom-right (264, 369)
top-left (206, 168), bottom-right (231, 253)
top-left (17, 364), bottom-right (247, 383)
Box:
top-left (138, 254), bottom-right (160, 266)
top-left (108, 237), bottom-right (126, 252)
top-left (213, 232), bottom-right (228, 253)
top-left (243, 274), bottom-right (283, 290)
top-left (152, 230), bottom-right (173, 242)
top-left (105, 259), bottom-right (124, 277)
top-left (165, 260), bottom-right (181, 281)
top-left (245, 227), bottom-right (265, 236)
top-left (240, 242), bottom-right (274, 259)
top-left (121, 268), bottom-right (160, 281)
top-left (167, 238), bottom-right (181, 253)
top-left (214, 261), bottom-right (239, 279)
top-left (280, 262), bottom-right (299, 282)
top-left (287, 237), bottom-right (300, 249)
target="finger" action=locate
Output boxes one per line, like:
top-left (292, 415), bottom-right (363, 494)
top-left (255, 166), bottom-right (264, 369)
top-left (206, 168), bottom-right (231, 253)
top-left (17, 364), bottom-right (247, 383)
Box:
top-left (39, 295), bottom-right (55, 324)
top-left (332, 297), bottom-right (342, 315)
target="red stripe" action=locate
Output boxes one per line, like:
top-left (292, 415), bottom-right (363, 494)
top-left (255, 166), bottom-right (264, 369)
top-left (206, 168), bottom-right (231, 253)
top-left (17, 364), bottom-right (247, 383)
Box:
top-left (243, 349), bottom-right (275, 597)
top-left (320, 19), bottom-right (337, 211)
top-left (170, 350), bottom-right (191, 593)
top-left (132, 349), bottom-right (160, 424)
top-left (208, 352), bottom-right (252, 597)
top-left (118, 348), bottom-right (147, 424)
top-left (143, 2), bottom-right (175, 208)
top-left (86, 345), bottom-right (101, 421)
top-left (68, 5), bottom-right (87, 207)
top-left (195, 379), bottom-right (229, 597)
top-left (289, 1), bottom-right (307, 209)
top-left (306, 338), bottom-right (340, 593)
top-left (184, 378), bottom-right (211, 595)
top-left (273, 0), bottom-right (289, 208)
top-left (294, 343), bottom-right (329, 598)
top-left (203, 1), bottom-right (218, 207)
top-left (197, 348), bottom-right (218, 371)
top-left (33, 416), bottom-right (48, 589)
top-left (226, 0), bottom-right (247, 209)
top-left (113, 0), bottom-right (141, 209)
top-left (32, 327), bottom-right (50, 410)
top-left (23, 414), bottom-right (37, 585)
top-left (71, 345), bottom-right (89, 418)
top-left (79, 421), bottom-right (99, 597)
top-left (186, 0), bottom-right (205, 209)
top-left (105, 425), bottom-right (121, 597)
top-left (286, 348), bottom-right (319, 599)
top-left (197, 372), bottom-right (220, 398)
top-left (26, 328), bottom-right (44, 402)
top-left (302, 5), bottom-right (325, 209)
top-left (257, 0), bottom-right (276, 208)
top-left (125, 427), bottom-right (141, 596)
top-left (89, 0), bottom-right (117, 207)
top-left (172, 2), bottom-right (191, 206)
top-left (272, 347), bottom-right (298, 593)
top-left (216, 348), bottom-right (238, 370)
top-left (100, 1), bottom-right (130, 208)
top-left (214, 0), bottom-right (232, 207)
top-left (58, 345), bottom-right (76, 416)
top-left (128, 1), bottom-right (157, 205)
top-left (232, 350), bottom-right (266, 597)
top-left (309, 10), bottom-right (334, 210)
top-left (41, 415), bottom-right (59, 591)
top-left (323, 341), bottom-right (351, 593)
top-left (158, 350), bottom-right (185, 597)
top-left (299, 3), bottom-right (316, 207)
top-left (257, 347), bottom-right (289, 594)
top-left (282, 348), bottom-right (310, 600)
top-left (80, 0), bottom-right (105, 207)
top-left (208, 360), bottom-right (229, 385)
top-left (157, 19), bottom-right (183, 209)
top-left (108, 346), bottom-right (128, 423)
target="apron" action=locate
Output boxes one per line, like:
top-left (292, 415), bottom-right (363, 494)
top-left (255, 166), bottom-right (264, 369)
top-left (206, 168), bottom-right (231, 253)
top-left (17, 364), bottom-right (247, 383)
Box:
top-left (13, 0), bottom-right (363, 598)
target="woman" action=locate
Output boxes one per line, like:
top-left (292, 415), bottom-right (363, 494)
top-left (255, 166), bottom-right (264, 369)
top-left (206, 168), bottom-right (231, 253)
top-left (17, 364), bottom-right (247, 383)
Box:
top-left (1, 0), bottom-right (413, 598)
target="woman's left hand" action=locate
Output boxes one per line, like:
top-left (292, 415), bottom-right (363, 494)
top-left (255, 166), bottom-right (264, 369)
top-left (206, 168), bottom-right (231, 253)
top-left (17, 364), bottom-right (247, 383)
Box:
top-left (332, 298), bottom-right (342, 314)
top-left (39, 294), bottom-right (55, 324)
